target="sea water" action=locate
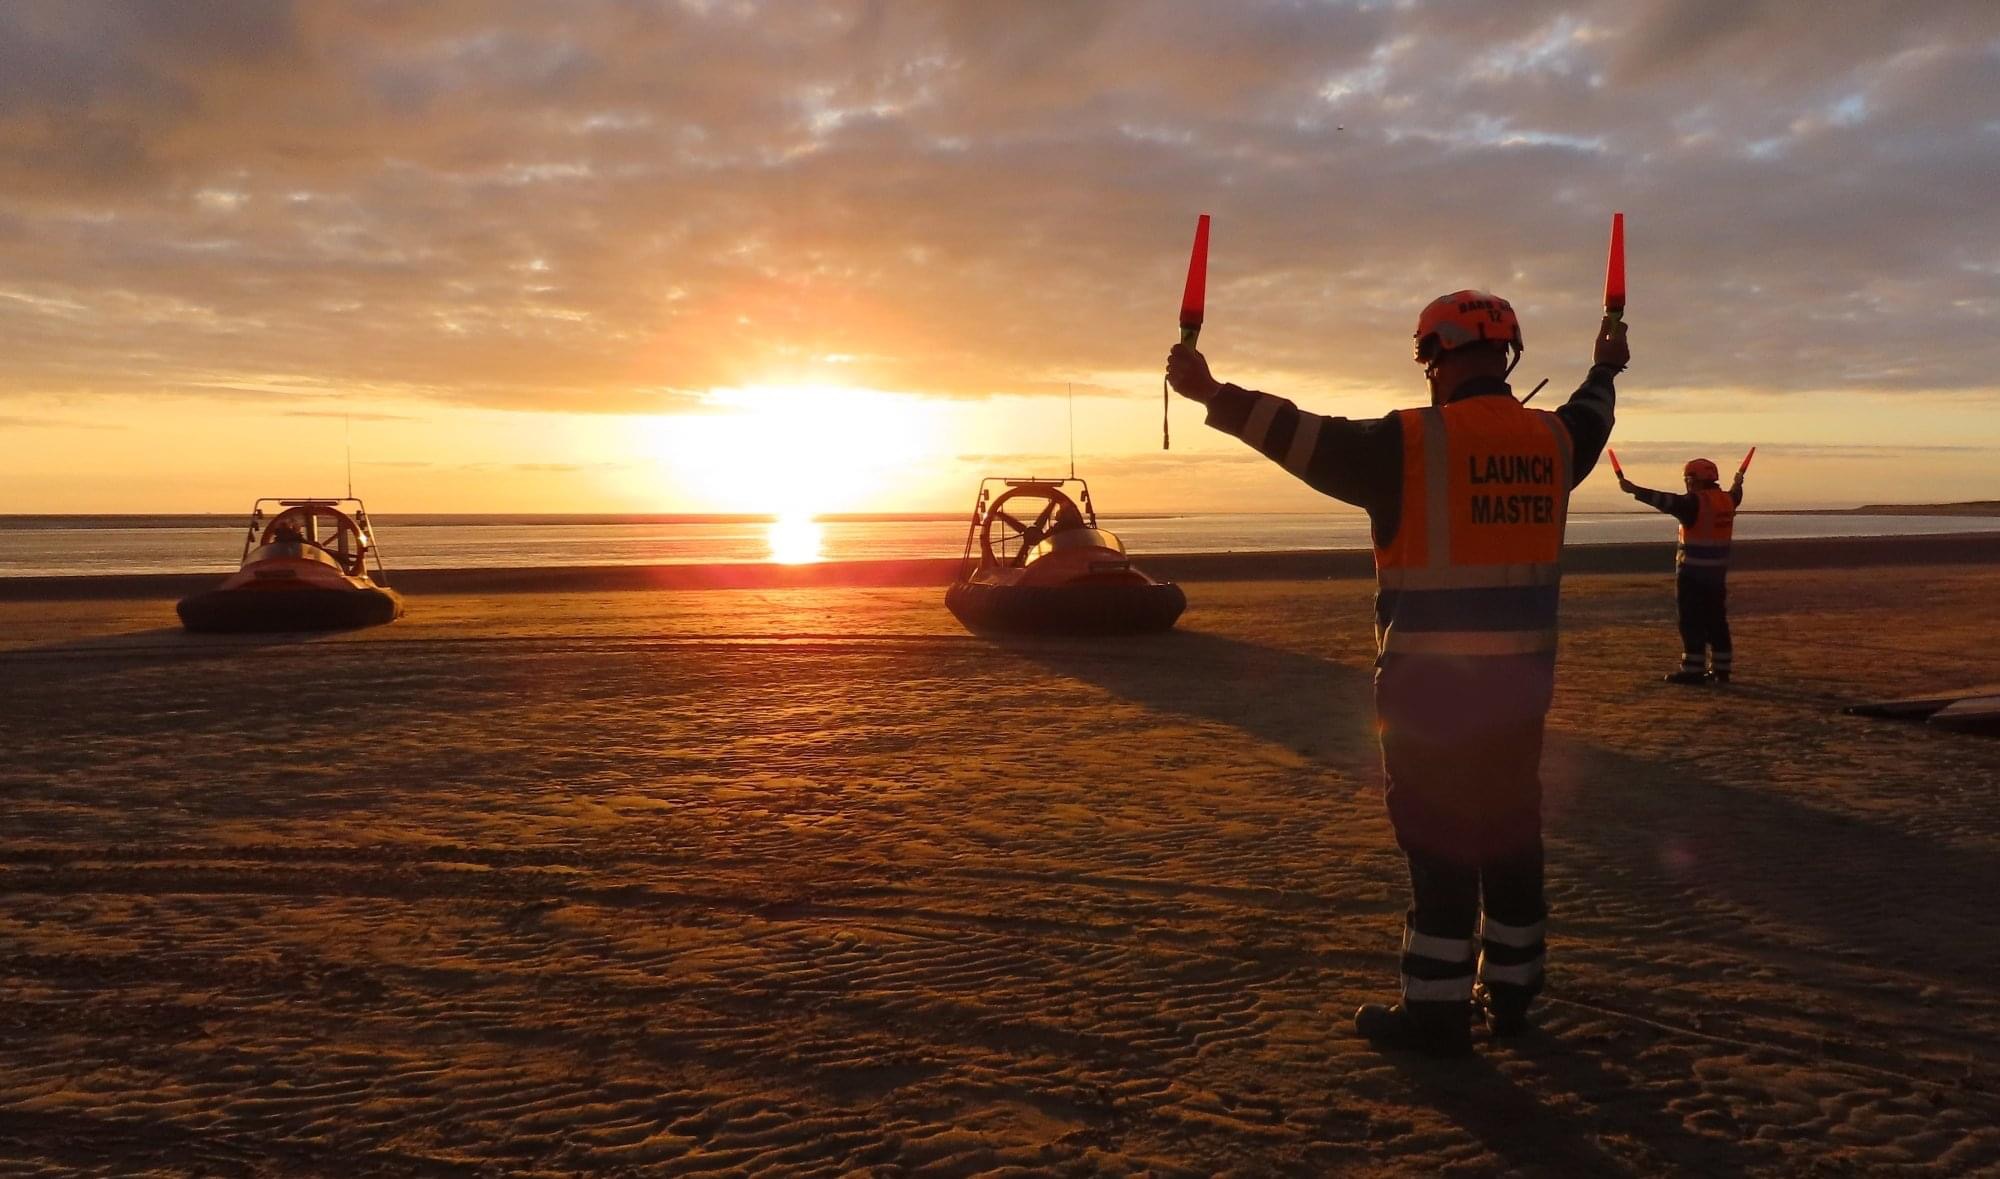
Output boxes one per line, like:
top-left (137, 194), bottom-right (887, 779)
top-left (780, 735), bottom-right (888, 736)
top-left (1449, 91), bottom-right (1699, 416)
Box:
top-left (2, 512), bottom-right (1995, 577)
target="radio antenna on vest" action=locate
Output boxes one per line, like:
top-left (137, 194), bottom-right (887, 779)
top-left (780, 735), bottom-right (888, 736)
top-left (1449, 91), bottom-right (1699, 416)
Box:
top-left (1520, 378), bottom-right (1549, 406)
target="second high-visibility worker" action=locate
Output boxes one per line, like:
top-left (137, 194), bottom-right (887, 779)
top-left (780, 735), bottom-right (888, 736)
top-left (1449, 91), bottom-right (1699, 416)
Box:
top-left (1167, 292), bottom-right (1626, 1057)
top-left (1620, 458), bottom-right (1744, 684)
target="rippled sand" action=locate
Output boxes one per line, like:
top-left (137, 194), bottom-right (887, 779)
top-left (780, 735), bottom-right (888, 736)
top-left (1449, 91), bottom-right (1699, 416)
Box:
top-left (3, 567), bottom-right (1998, 1175)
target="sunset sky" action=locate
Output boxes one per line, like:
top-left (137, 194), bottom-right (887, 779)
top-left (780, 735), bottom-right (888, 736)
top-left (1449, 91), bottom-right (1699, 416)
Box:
top-left (3, 1), bottom-right (1997, 515)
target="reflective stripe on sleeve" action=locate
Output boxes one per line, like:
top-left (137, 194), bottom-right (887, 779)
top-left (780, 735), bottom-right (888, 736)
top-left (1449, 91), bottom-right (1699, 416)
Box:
top-left (1241, 395), bottom-right (1282, 451)
top-left (1284, 412), bottom-right (1323, 476)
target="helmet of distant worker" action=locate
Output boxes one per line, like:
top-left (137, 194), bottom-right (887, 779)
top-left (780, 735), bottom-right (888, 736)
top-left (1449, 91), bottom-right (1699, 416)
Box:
top-left (1683, 458), bottom-right (1720, 489)
top-left (1412, 290), bottom-right (1525, 406)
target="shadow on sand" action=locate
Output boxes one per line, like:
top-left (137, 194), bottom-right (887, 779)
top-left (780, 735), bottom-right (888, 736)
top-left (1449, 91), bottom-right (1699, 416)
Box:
top-left (984, 625), bottom-right (2000, 1169)
top-left (1385, 1034), bottom-right (1776, 1176)
top-left (0, 626), bottom-right (349, 694)
top-left (992, 626), bottom-right (2000, 985)
top-left (992, 627), bottom-right (1383, 777)
top-left (3, 626), bottom-right (341, 658)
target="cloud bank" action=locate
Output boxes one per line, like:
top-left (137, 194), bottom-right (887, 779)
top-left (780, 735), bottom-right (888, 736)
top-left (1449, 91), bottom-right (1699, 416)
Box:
top-left (1, 0), bottom-right (1996, 417)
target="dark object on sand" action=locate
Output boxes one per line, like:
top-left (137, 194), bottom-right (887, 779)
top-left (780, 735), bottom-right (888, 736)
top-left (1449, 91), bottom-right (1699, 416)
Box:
top-left (1928, 696), bottom-right (2000, 736)
top-left (1844, 684), bottom-right (2000, 737)
top-left (177, 499), bottom-right (404, 634)
top-left (945, 478), bottom-right (1185, 635)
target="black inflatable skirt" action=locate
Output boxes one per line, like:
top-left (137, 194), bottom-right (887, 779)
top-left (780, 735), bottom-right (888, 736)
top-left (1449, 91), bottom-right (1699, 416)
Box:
top-left (945, 581), bottom-right (1185, 635)
top-left (176, 586), bottom-right (405, 634)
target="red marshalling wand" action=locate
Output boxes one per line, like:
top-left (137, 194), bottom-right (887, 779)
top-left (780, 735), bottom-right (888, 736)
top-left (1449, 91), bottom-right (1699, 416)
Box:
top-left (1738, 446), bottom-right (1756, 477)
top-left (1166, 213), bottom-right (1210, 450)
top-left (1602, 218), bottom-right (1627, 483)
top-left (1604, 211), bottom-right (1625, 322)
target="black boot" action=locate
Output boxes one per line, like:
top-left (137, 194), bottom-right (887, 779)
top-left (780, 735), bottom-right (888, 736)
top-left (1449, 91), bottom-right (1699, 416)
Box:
top-left (1663, 669), bottom-right (1711, 685)
top-left (1476, 984), bottom-right (1532, 1039)
top-left (1353, 1001), bottom-right (1472, 1058)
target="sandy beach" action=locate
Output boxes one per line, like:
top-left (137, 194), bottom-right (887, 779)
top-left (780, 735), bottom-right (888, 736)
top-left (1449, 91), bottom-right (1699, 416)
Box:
top-left (4, 559), bottom-right (1999, 1175)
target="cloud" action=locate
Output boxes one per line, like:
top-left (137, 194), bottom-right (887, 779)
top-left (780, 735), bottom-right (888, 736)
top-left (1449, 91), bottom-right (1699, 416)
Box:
top-left (355, 458), bottom-right (635, 472)
top-left (281, 408), bottom-right (421, 422)
top-left (1608, 440), bottom-right (1995, 462)
top-left (956, 449), bottom-right (1265, 473)
top-left (0, 0), bottom-right (1995, 418)
top-left (486, 461), bottom-right (633, 472)
top-left (0, 413), bottom-right (130, 430)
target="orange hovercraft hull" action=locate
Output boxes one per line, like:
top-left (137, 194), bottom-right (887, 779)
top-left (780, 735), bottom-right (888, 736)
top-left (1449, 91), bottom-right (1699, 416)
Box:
top-left (947, 481), bottom-right (1186, 635)
top-left (177, 556), bottom-right (403, 634)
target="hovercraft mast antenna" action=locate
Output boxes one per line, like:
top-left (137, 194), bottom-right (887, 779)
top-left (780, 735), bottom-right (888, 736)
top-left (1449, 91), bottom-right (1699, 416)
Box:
top-left (1067, 382), bottom-right (1076, 480)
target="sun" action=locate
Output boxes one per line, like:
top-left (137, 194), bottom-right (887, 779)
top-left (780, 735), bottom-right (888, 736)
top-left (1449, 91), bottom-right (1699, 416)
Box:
top-left (645, 383), bottom-right (942, 520)
top-left (766, 512), bottom-right (823, 564)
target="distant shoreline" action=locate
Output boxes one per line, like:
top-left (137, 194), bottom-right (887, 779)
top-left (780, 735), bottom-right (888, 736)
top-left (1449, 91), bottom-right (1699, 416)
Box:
top-left (7, 532), bottom-right (2000, 601)
top-left (4, 504), bottom-right (1997, 529)
top-left (0, 512), bottom-right (974, 529)
top-left (1761, 502), bottom-right (2000, 518)
top-left (0, 511), bottom-right (1195, 529)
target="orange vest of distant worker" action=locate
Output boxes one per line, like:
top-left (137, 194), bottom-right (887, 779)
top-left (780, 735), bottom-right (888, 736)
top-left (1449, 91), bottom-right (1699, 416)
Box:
top-left (1373, 396), bottom-right (1574, 666)
top-left (1678, 487), bottom-right (1736, 570)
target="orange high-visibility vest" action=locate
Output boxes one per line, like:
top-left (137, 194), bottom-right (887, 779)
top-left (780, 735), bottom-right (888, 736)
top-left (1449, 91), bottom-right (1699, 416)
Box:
top-left (1373, 397), bottom-right (1573, 663)
top-left (1678, 488), bottom-right (1736, 570)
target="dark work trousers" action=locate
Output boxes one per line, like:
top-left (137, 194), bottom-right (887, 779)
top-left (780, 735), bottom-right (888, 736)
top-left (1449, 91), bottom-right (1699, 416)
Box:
top-left (1675, 569), bottom-right (1732, 674)
top-left (1377, 660), bottom-right (1551, 1025)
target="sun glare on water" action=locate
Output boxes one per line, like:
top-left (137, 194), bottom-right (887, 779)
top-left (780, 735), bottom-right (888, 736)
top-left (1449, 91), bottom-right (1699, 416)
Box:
top-left (647, 384), bottom-right (941, 562)
top-left (767, 512), bottom-right (823, 563)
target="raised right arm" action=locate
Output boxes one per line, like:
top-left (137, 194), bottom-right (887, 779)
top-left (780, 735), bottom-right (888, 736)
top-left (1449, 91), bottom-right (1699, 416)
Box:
top-left (1626, 482), bottom-right (1699, 526)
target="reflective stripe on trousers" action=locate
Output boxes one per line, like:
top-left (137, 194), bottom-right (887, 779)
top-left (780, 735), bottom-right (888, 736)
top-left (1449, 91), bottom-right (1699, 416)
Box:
top-left (1478, 914), bottom-right (1546, 989)
top-left (1400, 922), bottom-right (1475, 1004)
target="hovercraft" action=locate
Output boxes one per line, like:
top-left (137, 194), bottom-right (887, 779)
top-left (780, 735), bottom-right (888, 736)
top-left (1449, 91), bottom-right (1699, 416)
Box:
top-left (177, 499), bottom-right (404, 633)
top-left (944, 478), bottom-right (1186, 634)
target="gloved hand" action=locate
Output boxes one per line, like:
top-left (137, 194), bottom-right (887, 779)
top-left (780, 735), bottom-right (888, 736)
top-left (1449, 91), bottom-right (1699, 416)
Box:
top-left (1594, 315), bottom-right (1629, 371)
top-left (1166, 344), bottom-right (1221, 403)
